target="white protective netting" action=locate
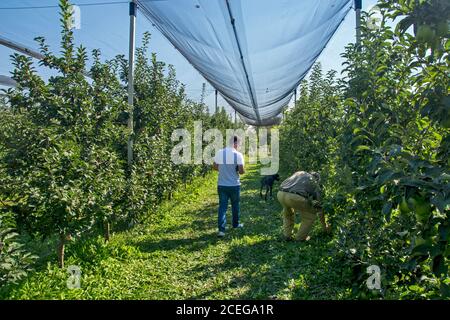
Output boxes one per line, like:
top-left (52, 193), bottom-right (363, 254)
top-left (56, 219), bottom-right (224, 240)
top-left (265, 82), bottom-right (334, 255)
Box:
top-left (0, 0), bottom-right (353, 125)
top-left (137, 0), bottom-right (353, 125)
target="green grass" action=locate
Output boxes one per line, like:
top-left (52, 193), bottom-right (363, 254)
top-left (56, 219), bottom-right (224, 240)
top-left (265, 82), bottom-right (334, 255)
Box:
top-left (0, 164), bottom-right (352, 299)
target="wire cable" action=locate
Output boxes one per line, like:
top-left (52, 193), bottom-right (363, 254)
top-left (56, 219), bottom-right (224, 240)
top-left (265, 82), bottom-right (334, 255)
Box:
top-left (224, 0), bottom-right (261, 124)
top-left (0, 1), bottom-right (128, 10)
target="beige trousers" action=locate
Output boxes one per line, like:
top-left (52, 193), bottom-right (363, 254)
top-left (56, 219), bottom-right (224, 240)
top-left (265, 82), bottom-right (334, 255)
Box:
top-left (277, 191), bottom-right (319, 240)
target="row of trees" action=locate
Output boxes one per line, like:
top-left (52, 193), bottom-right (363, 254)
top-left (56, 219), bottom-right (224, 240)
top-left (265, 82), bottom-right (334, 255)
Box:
top-left (280, 0), bottom-right (448, 298)
top-left (0, 0), bottom-right (238, 279)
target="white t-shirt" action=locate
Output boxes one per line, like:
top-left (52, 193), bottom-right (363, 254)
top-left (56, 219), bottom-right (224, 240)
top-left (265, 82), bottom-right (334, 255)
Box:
top-left (214, 147), bottom-right (244, 186)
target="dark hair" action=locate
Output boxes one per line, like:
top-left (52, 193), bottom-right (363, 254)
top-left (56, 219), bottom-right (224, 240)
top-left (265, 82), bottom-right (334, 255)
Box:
top-left (229, 135), bottom-right (239, 146)
top-left (311, 172), bottom-right (320, 181)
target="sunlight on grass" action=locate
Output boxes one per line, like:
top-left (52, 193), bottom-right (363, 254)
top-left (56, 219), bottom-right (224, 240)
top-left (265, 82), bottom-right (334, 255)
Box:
top-left (1, 163), bottom-right (350, 300)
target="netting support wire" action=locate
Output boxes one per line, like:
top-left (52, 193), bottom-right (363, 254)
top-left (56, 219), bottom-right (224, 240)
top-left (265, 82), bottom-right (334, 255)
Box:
top-left (355, 0), bottom-right (362, 47)
top-left (127, 0), bottom-right (137, 167)
top-left (225, 0), bottom-right (261, 125)
top-left (0, 75), bottom-right (17, 87)
top-left (0, 35), bottom-right (92, 79)
top-left (0, 35), bottom-right (45, 60)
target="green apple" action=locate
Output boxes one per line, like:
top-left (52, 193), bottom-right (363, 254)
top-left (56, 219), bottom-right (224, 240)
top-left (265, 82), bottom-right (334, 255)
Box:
top-left (436, 21), bottom-right (449, 37)
top-left (400, 196), bottom-right (411, 214)
top-left (416, 24), bottom-right (435, 43)
top-left (442, 116), bottom-right (450, 128)
top-left (409, 195), bottom-right (431, 223)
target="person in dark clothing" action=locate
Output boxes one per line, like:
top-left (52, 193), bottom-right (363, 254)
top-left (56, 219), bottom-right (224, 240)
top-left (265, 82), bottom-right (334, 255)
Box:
top-left (277, 171), bottom-right (330, 241)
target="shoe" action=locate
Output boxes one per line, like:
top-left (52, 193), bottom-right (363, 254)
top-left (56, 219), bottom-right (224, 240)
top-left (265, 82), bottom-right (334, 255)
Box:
top-left (217, 231), bottom-right (226, 237)
top-left (234, 223), bottom-right (244, 229)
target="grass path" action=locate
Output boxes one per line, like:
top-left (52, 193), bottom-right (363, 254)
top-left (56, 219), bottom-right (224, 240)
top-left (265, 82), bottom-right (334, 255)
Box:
top-left (2, 164), bottom-right (351, 299)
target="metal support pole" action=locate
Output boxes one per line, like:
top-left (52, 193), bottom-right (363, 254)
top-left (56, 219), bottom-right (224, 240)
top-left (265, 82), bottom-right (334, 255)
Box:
top-left (0, 75), bottom-right (17, 87)
top-left (0, 35), bottom-right (45, 60)
top-left (215, 89), bottom-right (218, 114)
top-left (294, 87), bottom-right (297, 107)
top-left (0, 35), bottom-right (91, 78)
top-left (127, 1), bottom-right (136, 167)
top-left (355, 0), bottom-right (362, 48)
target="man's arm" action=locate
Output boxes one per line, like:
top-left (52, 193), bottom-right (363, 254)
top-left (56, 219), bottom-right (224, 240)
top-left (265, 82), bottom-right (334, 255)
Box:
top-left (312, 182), bottom-right (329, 232)
top-left (318, 211), bottom-right (331, 233)
top-left (237, 153), bottom-right (245, 175)
top-left (313, 183), bottom-right (322, 203)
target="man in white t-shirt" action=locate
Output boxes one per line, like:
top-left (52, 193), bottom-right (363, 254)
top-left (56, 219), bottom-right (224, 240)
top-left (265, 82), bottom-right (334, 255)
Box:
top-left (213, 136), bottom-right (245, 237)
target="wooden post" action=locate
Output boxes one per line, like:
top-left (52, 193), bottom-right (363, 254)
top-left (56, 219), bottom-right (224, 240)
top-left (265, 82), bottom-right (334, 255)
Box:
top-left (57, 233), bottom-right (65, 268)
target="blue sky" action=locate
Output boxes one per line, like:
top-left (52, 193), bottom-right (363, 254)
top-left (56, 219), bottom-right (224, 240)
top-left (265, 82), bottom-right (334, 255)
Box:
top-left (0, 0), bottom-right (378, 114)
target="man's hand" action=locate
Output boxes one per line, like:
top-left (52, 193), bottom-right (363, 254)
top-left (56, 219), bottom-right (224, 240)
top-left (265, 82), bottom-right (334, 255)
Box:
top-left (312, 200), bottom-right (322, 209)
top-left (318, 211), bottom-right (330, 234)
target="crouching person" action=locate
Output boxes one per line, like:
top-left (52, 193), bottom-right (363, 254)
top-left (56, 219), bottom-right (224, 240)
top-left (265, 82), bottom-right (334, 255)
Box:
top-left (277, 171), bottom-right (330, 241)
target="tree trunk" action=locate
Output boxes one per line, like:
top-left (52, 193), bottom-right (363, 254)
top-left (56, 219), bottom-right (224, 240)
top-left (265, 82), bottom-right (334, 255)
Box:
top-left (57, 233), bottom-right (65, 269)
top-left (104, 221), bottom-right (110, 242)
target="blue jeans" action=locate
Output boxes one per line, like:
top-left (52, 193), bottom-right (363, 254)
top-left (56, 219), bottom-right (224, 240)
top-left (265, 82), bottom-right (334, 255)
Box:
top-left (217, 185), bottom-right (241, 232)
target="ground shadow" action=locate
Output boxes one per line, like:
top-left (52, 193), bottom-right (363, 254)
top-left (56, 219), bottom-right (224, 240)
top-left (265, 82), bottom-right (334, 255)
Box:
top-left (134, 164), bottom-right (344, 299)
top-left (136, 231), bottom-right (220, 254)
top-left (185, 230), bottom-right (341, 299)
